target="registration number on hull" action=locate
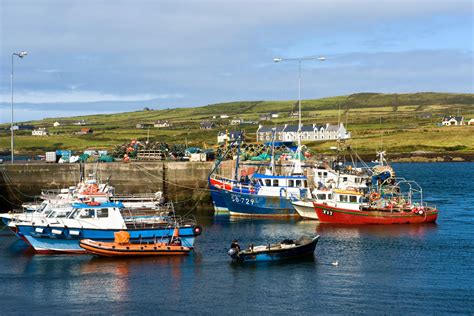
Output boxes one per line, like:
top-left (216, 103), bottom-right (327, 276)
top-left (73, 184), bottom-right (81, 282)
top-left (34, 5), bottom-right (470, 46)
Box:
top-left (322, 209), bottom-right (333, 216)
top-left (231, 194), bottom-right (255, 205)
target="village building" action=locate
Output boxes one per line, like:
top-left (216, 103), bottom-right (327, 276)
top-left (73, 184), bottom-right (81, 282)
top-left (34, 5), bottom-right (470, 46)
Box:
top-left (73, 120), bottom-right (87, 126)
top-left (16, 124), bottom-right (35, 131)
top-left (270, 112), bottom-right (279, 119)
top-left (467, 118), bottom-right (474, 125)
top-left (441, 116), bottom-right (464, 126)
top-left (230, 118), bottom-right (243, 125)
top-left (220, 114), bottom-right (229, 119)
top-left (217, 131), bottom-right (244, 144)
top-left (53, 121), bottom-right (61, 127)
top-left (256, 123), bottom-right (350, 142)
top-left (77, 128), bottom-right (93, 135)
top-left (154, 120), bottom-right (172, 128)
top-left (259, 114), bottom-right (271, 121)
top-left (32, 128), bottom-right (48, 136)
top-left (200, 121), bottom-right (215, 130)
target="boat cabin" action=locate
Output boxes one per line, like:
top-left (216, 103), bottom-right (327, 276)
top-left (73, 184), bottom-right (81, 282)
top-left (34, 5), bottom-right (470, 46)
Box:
top-left (250, 174), bottom-right (310, 199)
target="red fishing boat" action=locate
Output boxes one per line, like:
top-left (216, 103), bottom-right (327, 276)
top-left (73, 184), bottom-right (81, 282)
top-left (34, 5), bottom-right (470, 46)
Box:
top-left (313, 178), bottom-right (439, 225)
top-left (314, 202), bottom-right (438, 224)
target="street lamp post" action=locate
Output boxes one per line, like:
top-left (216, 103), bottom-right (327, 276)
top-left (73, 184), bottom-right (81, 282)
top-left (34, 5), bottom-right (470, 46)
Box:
top-left (11, 51), bottom-right (28, 164)
top-left (273, 56), bottom-right (325, 173)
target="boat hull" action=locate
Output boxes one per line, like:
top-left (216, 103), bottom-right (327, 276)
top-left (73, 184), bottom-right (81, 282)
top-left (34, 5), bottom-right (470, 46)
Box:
top-left (291, 200), bottom-right (318, 220)
top-left (209, 182), bottom-right (229, 212)
top-left (219, 189), bottom-right (296, 217)
top-left (236, 236), bottom-right (320, 262)
top-left (16, 225), bottom-right (200, 254)
top-left (79, 239), bottom-right (191, 257)
top-left (314, 203), bottom-right (438, 225)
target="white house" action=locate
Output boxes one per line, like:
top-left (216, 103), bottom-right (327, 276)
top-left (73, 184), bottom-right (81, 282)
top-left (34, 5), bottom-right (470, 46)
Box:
top-left (32, 128), bottom-right (48, 136)
top-left (257, 123), bottom-right (350, 143)
top-left (270, 112), bottom-right (279, 119)
top-left (217, 131), bottom-right (244, 144)
top-left (154, 120), bottom-right (172, 128)
top-left (468, 118), bottom-right (474, 126)
top-left (53, 121), bottom-right (61, 127)
top-left (442, 116), bottom-right (464, 126)
top-left (220, 114), bottom-right (229, 119)
top-left (230, 118), bottom-right (243, 125)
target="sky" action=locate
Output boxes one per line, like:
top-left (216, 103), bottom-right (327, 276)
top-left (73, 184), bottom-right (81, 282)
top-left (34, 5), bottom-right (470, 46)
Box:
top-left (0, 0), bottom-right (473, 123)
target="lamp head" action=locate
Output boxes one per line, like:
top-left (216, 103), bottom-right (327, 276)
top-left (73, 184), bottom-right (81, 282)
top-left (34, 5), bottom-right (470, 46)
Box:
top-left (18, 51), bottom-right (28, 58)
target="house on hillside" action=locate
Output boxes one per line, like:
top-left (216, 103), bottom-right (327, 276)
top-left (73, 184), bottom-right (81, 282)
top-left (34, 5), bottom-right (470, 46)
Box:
top-left (441, 116), bottom-right (464, 126)
top-left (256, 123), bottom-right (350, 142)
top-left (77, 128), bottom-right (93, 135)
top-left (270, 112), bottom-right (279, 119)
top-left (53, 121), bottom-right (61, 127)
top-left (217, 130), bottom-right (244, 144)
top-left (230, 118), bottom-right (243, 125)
top-left (220, 114), bottom-right (229, 119)
top-left (74, 120), bottom-right (86, 126)
top-left (154, 120), bottom-right (172, 128)
top-left (32, 128), bottom-right (48, 136)
top-left (16, 124), bottom-right (35, 131)
top-left (259, 113), bottom-right (271, 121)
top-left (256, 125), bottom-right (286, 142)
top-left (200, 121), bottom-right (215, 130)
top-left (467, 118), bottom-right (474, 125)
top-left (289, 111), bottom-right (299, 118)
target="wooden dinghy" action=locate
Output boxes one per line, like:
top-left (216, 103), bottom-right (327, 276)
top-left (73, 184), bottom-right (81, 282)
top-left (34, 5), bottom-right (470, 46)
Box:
top-left (228, 235), bottom-right (320, 262)
top-left (79, 230), bottom-right (191, 257)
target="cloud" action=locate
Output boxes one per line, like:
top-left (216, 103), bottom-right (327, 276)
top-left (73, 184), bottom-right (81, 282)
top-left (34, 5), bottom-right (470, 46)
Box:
top-left (0, 0), bottom-right (472, 122)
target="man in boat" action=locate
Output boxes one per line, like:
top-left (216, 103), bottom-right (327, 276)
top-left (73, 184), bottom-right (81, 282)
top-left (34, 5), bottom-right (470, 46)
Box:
top-left (230, 240), bottom-right (241, 252)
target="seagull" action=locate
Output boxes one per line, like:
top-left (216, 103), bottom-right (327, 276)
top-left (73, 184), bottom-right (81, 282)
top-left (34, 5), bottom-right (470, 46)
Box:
top-left (331, 261), bottom-right (339, 266)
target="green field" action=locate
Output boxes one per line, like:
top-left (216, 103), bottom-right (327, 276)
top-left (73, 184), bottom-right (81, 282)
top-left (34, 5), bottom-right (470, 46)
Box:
top-left (1, 92), bottom-right (473, 156)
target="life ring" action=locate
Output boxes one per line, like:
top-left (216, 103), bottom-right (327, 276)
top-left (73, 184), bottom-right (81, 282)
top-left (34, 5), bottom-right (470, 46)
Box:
top-left (369, 192), bottom-right (381, 202)
top-left (193, 225), bottom-right (203, 236)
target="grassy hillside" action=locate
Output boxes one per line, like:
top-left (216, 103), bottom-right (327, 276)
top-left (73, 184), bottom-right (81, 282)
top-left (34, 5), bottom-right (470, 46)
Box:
top-left (0, 92), bottom-right (473, 156)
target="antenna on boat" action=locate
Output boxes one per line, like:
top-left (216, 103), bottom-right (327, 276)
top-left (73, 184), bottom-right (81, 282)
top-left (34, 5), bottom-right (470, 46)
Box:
top-left (270, 128), bottom-right (276, 176)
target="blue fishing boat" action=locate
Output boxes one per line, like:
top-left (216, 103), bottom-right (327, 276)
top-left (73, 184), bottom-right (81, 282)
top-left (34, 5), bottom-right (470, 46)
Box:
top-left (228, 235), bottom-right (320, 262)
top-left (217, 173), bottom-right (310, 217)
top-left (14, 202), bottom-right (202, 254)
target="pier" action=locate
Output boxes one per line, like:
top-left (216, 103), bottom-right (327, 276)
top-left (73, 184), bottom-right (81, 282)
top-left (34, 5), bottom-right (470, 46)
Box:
top-left (0, 161), bottom-right (235, 214)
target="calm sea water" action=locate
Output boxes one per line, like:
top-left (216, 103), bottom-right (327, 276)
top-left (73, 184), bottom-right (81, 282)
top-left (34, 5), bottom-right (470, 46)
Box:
top-left (0, 162), bottom-right (473, 314)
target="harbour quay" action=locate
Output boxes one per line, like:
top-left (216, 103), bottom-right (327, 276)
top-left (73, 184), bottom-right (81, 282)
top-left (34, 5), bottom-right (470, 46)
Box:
top-left (0, 161), bottom-right (234, 214)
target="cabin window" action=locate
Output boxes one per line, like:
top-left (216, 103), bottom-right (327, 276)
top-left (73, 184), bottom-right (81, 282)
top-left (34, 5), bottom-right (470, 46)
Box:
top-left (328, 194), bottom-right (333, 199)
top-left (339, 195), bottom-right (348, 202)
top-left (273, 179), bottom-right (279, 187)
top-left (80, 209), bottom-right (95, 218)
top-left (318, 172), bottom-right (322, 177)
top-left (317, 194), bottom-right (327, 200)
top-left (303, 180), bottom-right (308, 188)
top-left (343, 177), bottom-right (348, 182)
top-left (258, 179), bottom-right (264, 186)
top-left (295, 180), bottom-right (301, 187)
top-left (323, 172), bottom-right (327, 177)
top-left (97, 208), bottom-right (109, 218)
top-left (349, 195), bottom-right (357, 203)
top-left (355, 178), bottom-right (360, 183)
top-left (289, 180), bottom-right (294, 187)
top-left (265, 179), bottom-right (271, 186)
